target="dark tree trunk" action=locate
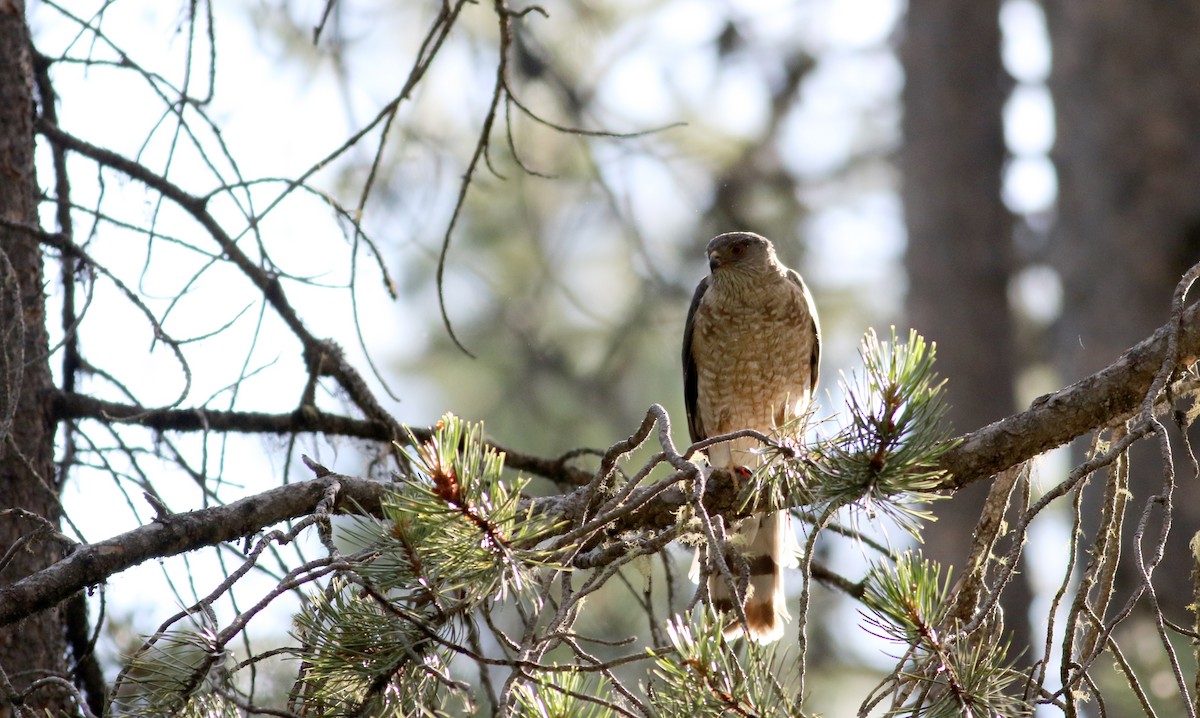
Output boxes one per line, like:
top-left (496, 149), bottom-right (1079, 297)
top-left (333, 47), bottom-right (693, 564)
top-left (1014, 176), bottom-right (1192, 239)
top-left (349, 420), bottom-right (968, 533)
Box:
top-left (0, 3), bottom-right (70, 714)
top-left (902, 0), bottom-right (1014, 431)
top-left (900, 0), bottom-right (1033, 652)
top-left (1048, 0), bottom-right (1200, 612)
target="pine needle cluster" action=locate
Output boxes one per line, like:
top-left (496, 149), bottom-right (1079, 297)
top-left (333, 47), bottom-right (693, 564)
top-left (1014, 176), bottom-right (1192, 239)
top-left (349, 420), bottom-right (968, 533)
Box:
top-left (291, 414), bottom-right (560, 716)
top-left (647, 608), bottom-right (798, 718)
top-left (860, 552), bottom-right (1025, 717)
top-left (292, 575), bottom-right (463, 716)
top-left (112, 612), bottom-right (238, 718)
top-left (380, 415), bottom-right (557, 603)
top-left (506, 609), bottom-right (799, 718)
top-left (758, 327), bottom-right (956, 535)
top-left (510, 669), bottom-right (618, 718)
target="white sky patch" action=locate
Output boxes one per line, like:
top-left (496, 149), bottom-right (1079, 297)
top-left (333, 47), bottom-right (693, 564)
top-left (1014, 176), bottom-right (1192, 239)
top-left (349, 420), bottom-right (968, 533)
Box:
top-left (708, 58), bottom-right (772, 136)
top-left (652, 0), bottom-right (725, 46)
top-left (599, 49), bottom-right (681, 124)
top-left (822, 0), bottom-right (903, 50)
top-left (1004, 84), bottom-right (1056, 156)
top-left (783, 104), bottom-right (856, 178)
top-left (1000, 0), bottom-right (1052, 83)
top-left (806, 192), bottom-right (904, 287)
top-left (1004, 155), bottom-right (1058, 214)
top-left (1000, 0), bottom-right (1056, 216)
top-left (1009, 264), bottom-right (1064, 325)
top-left (782, 49), bottom-right (902, 178)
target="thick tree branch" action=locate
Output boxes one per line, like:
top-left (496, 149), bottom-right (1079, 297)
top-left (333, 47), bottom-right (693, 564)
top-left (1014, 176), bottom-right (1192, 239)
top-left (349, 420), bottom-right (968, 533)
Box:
top-left (0, 474), bottom-right (387, 627)
top-left (936, 300), bottom-right (1200, 489)
top-left (50, 391), bottom-right (388, 440)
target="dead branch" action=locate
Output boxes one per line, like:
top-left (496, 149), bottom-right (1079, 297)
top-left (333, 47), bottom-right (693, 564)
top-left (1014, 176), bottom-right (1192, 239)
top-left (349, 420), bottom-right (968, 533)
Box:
top-left (48, 391), bottom-right (593, 485)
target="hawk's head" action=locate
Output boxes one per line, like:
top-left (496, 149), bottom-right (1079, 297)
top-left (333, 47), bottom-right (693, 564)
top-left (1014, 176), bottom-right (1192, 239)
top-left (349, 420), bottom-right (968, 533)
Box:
top-left (706, 232), bottom-right (778, 276)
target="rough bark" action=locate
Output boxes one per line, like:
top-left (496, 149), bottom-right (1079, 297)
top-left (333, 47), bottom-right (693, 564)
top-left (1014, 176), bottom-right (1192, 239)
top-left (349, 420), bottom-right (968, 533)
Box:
top-left (899, 0), bottom-right (1031, 652)
top-left (0, 474), bottom-right (373, 626)
top-left (0, 2), bottom-right (70, 714)
top-left (1048, 0), bottom-right (1200, 609)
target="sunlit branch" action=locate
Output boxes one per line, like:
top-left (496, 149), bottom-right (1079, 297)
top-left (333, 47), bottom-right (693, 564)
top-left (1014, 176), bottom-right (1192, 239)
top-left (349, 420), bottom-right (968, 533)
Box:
top-left (937, 300), bottom-right (1200, 489)
top-left (0, 472), bottom-right (380, 626)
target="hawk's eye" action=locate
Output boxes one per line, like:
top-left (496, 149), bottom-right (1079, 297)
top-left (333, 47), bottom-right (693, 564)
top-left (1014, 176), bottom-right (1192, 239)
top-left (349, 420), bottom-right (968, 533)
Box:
top-left (731, 242), bottom-right (746, 257)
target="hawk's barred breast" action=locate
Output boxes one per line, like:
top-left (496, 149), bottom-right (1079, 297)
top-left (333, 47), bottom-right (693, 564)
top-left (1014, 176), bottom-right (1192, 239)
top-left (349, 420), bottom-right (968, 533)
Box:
top-left (689, 271), bottom-right (817, 468)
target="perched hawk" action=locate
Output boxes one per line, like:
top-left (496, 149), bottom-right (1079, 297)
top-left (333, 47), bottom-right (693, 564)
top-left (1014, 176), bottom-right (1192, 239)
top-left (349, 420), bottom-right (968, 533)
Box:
top-left (682, 231), bottom-right (820, 642)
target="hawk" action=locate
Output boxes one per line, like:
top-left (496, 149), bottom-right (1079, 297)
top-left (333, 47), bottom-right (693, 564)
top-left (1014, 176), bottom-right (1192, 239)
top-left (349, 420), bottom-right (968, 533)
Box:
top-left (682, 231), bottom-right (820, 642)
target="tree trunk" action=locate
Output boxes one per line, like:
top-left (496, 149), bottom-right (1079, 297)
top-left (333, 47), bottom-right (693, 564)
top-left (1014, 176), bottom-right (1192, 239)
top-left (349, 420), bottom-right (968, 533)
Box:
top-left (0, 3), bottom-right (70, 714)
top-left (1048, 0), bottom-right (1200, 611)
top-left (900, 0), bottom-right (1033, 652)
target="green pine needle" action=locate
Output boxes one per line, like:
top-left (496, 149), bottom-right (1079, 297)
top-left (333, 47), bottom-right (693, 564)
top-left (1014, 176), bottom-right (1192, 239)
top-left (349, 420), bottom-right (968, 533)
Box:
top-left (788, 327), bottom-right (957, 537)
top-left (113, 614), bottom-right (237, 718)
top-left (861, 551), bottom-right (952, 646)
top-left (861, 551), bottom-right (1027, 717)
top-left (353, 413), bottom-right (559, 604)
top-left (292, 575), bottom-right (462, 717)
top-left (648, 608), bottom-right (799, 717)
top-left (292, 414), bottom-right (561, 717)
top-left (512, 669), bottom-right (618, 718)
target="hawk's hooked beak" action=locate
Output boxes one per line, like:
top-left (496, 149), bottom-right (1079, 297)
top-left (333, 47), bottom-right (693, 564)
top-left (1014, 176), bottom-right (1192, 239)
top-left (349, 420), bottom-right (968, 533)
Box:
top-left (708, 252), bottom-right (722, 272)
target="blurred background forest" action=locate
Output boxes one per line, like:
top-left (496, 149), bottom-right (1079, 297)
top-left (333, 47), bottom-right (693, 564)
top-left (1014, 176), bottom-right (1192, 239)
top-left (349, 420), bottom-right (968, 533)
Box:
top-left (13, 0), bottom-right (1200, 713)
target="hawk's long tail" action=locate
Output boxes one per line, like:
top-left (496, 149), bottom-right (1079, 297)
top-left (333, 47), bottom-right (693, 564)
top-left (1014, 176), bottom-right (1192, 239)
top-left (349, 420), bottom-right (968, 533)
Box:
top-left (708, 511), bottom-right (791, 643)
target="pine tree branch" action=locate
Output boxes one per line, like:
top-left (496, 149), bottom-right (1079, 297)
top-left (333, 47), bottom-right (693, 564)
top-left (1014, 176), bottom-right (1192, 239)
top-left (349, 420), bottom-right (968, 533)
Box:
top-left (35, 121), bottom-right (407, 445)
top-left (937, 300), bottom-right (1200, 489)
top-left (50, 390), bottom-right (387, 438)
top-left (0, 473), bottom-right (387, 627)
top-left (4, 306), bottom-right (1195, 629)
